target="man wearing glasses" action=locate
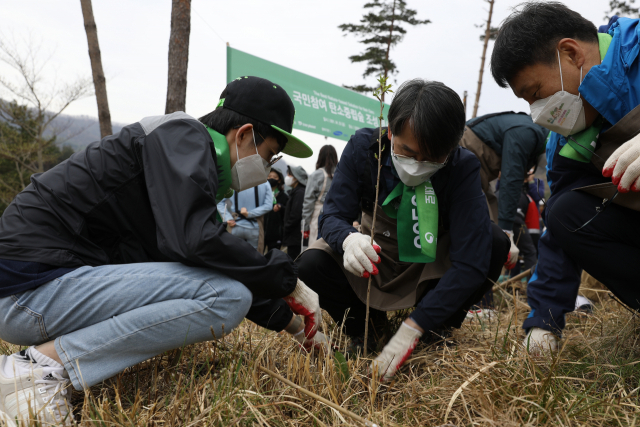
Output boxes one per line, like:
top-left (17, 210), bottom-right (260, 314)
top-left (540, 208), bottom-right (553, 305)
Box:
top-left (0, 76), bottom-right (328, 426)
top-left (295, 79), bottom-right (510, 381)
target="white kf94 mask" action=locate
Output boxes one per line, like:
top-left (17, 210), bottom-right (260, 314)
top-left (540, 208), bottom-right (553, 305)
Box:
top-left (530, 50), bottom-right (586, 137)
top-left (230, 129), bottom-right (269, 192)
top-left (390, 136), bottom-right (447, 187)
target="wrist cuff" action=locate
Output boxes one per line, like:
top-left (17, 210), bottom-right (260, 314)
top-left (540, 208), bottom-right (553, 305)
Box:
top-left (285, 315), bottom-right (304, 334)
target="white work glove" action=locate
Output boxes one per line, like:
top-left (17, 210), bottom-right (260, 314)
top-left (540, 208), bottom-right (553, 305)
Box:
top-left (283, 279), bottom-right (322, 340)
top-left (342, 232), bottom-right (381, 278)
top-left (504, 230), bottom-right (519, 270)
top-left (292, 329), bottom-right (332, 353)
top-left (523, 327), bottom-right (558, 354)
top-left (603, 133), bottom-right (640, 192)
top-left (370, 322), bottom-right (422, 382)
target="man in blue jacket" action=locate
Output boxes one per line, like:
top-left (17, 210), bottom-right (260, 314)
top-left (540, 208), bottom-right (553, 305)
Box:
top-left (296, 79), bottom-right (510, 381)
top-left (491, 2), bottom-right (640, 351)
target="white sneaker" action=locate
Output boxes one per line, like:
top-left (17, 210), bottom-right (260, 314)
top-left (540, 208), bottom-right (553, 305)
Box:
top-left (0, 349), bottom-right (74, 426)
top-left (523, 327), bottom-right (559, 354)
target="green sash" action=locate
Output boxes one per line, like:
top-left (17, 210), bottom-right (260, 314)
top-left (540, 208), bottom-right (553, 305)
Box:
top-left (205, 126), bottom-right (233, 223)
top-left (559, 33), bottom-right (613, 162)
top-left (382, 181), bottom-right (438, 263)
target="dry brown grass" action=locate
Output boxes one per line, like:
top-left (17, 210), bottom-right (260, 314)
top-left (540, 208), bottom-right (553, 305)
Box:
top-left (2, 287), bottom-right (640, 426)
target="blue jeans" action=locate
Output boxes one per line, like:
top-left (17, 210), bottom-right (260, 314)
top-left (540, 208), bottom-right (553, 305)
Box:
top-left (231, 225), bottom-right (260, 249)
top-left (0, 262), bottom-right (252, 390)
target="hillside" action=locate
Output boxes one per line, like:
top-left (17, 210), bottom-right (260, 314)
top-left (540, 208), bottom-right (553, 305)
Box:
top-left (48, 113), bottom-right (126, 151)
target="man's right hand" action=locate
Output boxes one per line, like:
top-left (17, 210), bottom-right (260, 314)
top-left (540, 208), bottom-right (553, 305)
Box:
top-left (342, 232), bottom-right (381, 278)
top-left (504, 230), bottom-right (519, 269)
top-left (283, 279), bottom-right (322, 340)
top-left (227, 219), bottom-right (236, 228)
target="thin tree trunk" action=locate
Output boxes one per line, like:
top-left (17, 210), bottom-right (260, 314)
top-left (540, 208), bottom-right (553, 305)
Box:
top-left (463, 90), bottom-right (468, 119)
top-left (165, 0), bottom-right (191, 114)
top-left (80, 0), bottom-right (112, 138)
top-left (382, 0), bottom-right (397, 104)
top-left (472, 0), bottom-right (495, 119)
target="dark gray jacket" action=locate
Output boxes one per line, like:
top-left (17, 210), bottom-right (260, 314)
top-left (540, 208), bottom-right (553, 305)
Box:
top-left (0, 112), bottom-right (297, 299)
top-left (466, 112), bottom-right (547, 230)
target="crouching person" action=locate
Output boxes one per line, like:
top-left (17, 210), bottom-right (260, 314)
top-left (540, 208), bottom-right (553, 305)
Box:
top-left (296, 79), bottom-right (510, 382)
top-left (0, 76), bottom-right (325, 426)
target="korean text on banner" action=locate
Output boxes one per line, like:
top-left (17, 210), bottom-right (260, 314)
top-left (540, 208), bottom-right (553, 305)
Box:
top-left (227, 46), bottom-right (390, 142)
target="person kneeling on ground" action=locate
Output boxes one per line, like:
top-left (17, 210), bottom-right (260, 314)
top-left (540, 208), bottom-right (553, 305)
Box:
top-left (296, 79), bottom-right (510, 382)
top-left (490, 2), bottom-right (640, 352)
top-left (0, 76), bottom-right (328, 426)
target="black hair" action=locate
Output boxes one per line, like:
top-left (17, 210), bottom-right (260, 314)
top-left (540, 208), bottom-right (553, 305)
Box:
top-left (269, 167), bottom-right (285, 191)
top-left (199, 88), bottom-right (288, 151)
top-left (491, 2), bottom-right (598, 88)
top-left (315, 145), bottom-right (338, 178)
top-left (388, 79), bottom-right (465, 159)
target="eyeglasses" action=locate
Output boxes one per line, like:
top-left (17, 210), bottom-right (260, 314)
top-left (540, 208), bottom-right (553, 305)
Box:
top-left (268, 154), bottom-right (283, 166)
top-left (538, 136), bottom-right (619, 233)
top-left (391, 138), bottom-right (451, 166)
top-left (534, 179), bottom-right (618, 234)
top-left (232, 125), bottom-right (282, 166)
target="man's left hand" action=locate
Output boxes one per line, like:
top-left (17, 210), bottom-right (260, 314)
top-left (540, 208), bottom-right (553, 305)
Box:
top-left (240, 207), bottom-right (249, 217)
top-left (370, 321), bottom-right (422, 382)
top-left (603, 133), bottom-right (640, 192)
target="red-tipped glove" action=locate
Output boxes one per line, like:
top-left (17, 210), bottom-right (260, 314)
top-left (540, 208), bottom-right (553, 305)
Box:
top-left (342, 232), bottom-right (382, 278)
top-left (303, 230), bottom-right (310, 239)
top-left (370, 322), bottom-right (422, 382)
top-left (603, 133), bottom-right (640, 192)
top-left (283, 279), bottom-right (322, 340)
top-left (504, 230), bottom-right (519, 270)
top-left (292, 329), bottom-right (332, 353)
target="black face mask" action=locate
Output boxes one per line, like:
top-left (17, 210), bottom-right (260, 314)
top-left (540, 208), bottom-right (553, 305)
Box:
top-left (268, 178), bottom-right (279, 187)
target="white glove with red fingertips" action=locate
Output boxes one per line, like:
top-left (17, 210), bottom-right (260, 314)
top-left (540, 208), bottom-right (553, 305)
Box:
top-left (603, 133), bottom-right (640, 192)
top-left (292, 329), bottom-right (332, 353)
top-left (283, 279), bottom-right (322, 340)
top-left (342, 232), bottom-right (382, 278)
top-left (370, 322), bottom-right (422, 382)
top-left (504, 230), bottom-right (519, 270)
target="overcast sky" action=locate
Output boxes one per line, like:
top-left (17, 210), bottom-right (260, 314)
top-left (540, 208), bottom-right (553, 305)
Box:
top-left (1, 0), bottom-right (612, 172)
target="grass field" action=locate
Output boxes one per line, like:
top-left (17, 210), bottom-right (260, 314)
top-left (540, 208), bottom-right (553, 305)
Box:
top-left (2, 284), bottom-right (640, 426)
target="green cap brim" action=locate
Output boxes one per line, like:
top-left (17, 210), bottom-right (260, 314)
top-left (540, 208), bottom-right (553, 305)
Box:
top-left (271, 125), bottom-right (313, 158)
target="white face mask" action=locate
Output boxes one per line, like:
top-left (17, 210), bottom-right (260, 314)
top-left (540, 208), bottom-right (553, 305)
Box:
top-left (284, 175), bottom-right (294, 187)
top-left (230, 129), bottom-right (269, 192)
top-left (390, 136), bottom-right (446, 187)
top-left (530, 50), bottom-right (586, 137)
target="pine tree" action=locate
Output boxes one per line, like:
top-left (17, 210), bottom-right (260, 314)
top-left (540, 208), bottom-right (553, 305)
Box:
top-left (605, 0), bottom-right (639, 19)
top-left (339, 0), bottom-right (429, 100)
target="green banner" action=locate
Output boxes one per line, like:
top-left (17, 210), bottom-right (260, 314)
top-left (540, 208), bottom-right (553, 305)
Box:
top-left (227, 47), bottom-right (390, 141)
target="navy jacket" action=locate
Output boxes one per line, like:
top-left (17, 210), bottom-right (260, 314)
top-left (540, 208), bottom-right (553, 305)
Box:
top-left (466, 113), bottom-right (547, 230)
top-left (320, 128), bottom-right (493, 332)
